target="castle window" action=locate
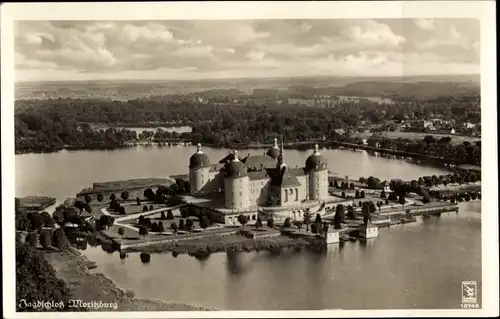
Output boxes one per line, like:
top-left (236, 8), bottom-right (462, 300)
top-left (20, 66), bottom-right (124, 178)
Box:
top-left (240, 191), bottom-right (242, 196)
top-left (252, 214), bottom-right (256, 220)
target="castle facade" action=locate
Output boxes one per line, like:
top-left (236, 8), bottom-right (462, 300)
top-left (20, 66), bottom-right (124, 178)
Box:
top-left (188, 138), bottom-right (329, 211)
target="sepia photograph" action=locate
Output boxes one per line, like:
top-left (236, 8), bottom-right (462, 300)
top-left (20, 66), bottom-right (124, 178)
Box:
top-left (2, 1), bottom-right (498, 318)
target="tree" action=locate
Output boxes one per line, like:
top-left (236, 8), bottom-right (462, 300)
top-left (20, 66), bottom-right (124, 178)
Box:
top-left (284, 217), bottom-right (292, 228)
top-left (422, 194), bottom-right (430, 204)
top-left (310, 223), bottom-right (318, 234)
top-left (170, 222), bottom-right (178, 234)
top-left (303, 209), bottom-right (312, 231)
top-left (110, 193), bottom-right (116, 201)
top-left (136, 197), bottom-right (141, 206)
top-left (267, 217), bottom-right (274, 228)
top-left (238, 214), bottom-right (248, 227)
top-left (52, 228), bottom-right (67, 249)
top-left (315, 213), bottom-right (322, 224)
top-left (293, 220), bottom-right (303, 230)
top-left (97, 193), bottom-right (103, 203)
top-left (333, 212), bottom-right (342, 229)
top-left (99, 215), bottom-right (115, 230)
top-left (84, 194), bottom-right (92, 204)
top-left (166, 210), bottom-right (174, 220)
top-left (39, 230), bottom-right (52, 249)
top-left (144, 188), bottom-right (156, 201)
top-left (158, 221), bottom-right (165, 233)
top-left (121, 190), bottom-right (129, 201)
top-left (28, 212), bottom-right (44, 231)
top-left (398, 195), bottom-right (406, 207)
top-left (369, 201), bottom-right (377, 214)
top-left (323, 222), bottom-right (330, 236)
top-left (109, 199), bottom-right (118, 210)
top-left (199, 215), bottom-right (209, 230)
top-left (119, 206), bottom-right (126, 215)
top-left (336, 204), bottom-right (346, 222)
top-left (140, 252), bottom-right (151, 263)
top-left (179, 219), bottom-right (185, 230)
top-left (52, 210), bottom-right (65, 227)
top-left (362, 203), bottom-right (371, 225)
top-left (25, 232), bottom-right (38, 248)
top-left (143, 205), bottom-right (148, 212)
top-left (138, 215), bottom-right (145, 225)
top-left (118, 227), bottom-right (125, 238)
top-left (253, 216), bottom-right (263, 229)
top-left (347, 205), bottom-right (356, 220)
top-left (40, 211), bottom-right (55, 228)
top-left (185, 219), bottom-right (194, 231)
top-left (160, 211), bottom-right (166, 220)
top-left (151, 222), bottom-right (158, 232)
top-left (139, 226), bottom-right (148, 239)
top-left (180, 207), bottom-right (189, 218)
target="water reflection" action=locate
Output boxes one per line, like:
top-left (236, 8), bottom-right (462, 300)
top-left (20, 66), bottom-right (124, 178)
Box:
top-left (81, 203), bottom-right (481, 310)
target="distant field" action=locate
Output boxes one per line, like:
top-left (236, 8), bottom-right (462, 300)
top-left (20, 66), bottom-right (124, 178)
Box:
top-left (354, 131), bottom-right (481, 145)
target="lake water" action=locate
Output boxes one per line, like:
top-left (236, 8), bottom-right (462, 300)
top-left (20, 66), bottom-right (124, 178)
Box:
top-left (83, 202), bottom-right (481, 310)
top-left (14, 145), bottom-right (482, 309)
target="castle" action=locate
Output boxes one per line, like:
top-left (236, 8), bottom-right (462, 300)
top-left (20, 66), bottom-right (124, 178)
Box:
top-left (188, 138), bottom-right (329, 217)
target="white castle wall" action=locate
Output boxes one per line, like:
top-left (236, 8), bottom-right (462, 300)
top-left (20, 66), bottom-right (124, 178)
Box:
top-left (224, 176), bottom-right (250, 209)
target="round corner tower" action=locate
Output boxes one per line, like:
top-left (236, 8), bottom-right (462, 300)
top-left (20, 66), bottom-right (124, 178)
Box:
top-left (305, 144), bottom-right (329, 200)
top-left (189, 143), bottom-right (211, 196)
top-left (223, 150), bottom-right (250, 210)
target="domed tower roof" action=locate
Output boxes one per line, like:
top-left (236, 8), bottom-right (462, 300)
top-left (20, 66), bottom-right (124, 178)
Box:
top-left (224, 150), bottom-right (248, 178)
top-left (305, 144), bottom-right (327, 171)
top-left (189, 143), bottom-right (210, 169)
top-left (266, 137), bottom-right (280, 159)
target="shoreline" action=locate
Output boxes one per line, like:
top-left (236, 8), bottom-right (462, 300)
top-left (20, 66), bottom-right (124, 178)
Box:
top-left (15, 140), bottom-right (480, 169)
top-left (121, 234), bottom-right (316, 255)
top-left (46, 247), bottom-right (216, 311)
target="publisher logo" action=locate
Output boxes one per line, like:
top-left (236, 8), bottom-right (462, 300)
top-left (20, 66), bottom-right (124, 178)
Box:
top-left (461, 281), bottom-right (477, 304)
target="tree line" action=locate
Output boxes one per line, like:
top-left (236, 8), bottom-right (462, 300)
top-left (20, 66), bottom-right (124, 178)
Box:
top-left (15, 94), bottom-right (479, 153)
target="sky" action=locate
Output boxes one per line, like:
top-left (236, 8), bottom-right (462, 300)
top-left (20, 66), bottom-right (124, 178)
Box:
top-left (15, 19), bottom-right (480, 82)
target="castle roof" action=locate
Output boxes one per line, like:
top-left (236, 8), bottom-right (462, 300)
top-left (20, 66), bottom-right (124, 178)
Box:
top-left (305, 144), bottom-right (327, 171)
top-left (223, 151), bottom-right (248, 178)
top-left (189, 143), bottom-right (210, 169)
top-left (242, 154), bottom-right (277, 170)
top-left (266, 137), bottom-right (280, 159)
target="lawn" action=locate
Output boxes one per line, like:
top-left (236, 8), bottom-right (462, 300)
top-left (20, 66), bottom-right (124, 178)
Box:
top-left (354, 131), bottom-right (480, 145)
top-left (76, 178), bottom-right (174, 196)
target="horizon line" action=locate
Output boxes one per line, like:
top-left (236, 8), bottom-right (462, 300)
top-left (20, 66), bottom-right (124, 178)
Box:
top-left (14, 73), bottom-right (481, 84)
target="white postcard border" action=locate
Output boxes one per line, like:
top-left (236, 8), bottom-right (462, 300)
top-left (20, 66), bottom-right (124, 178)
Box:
top-left (1, 1), bottom-right (498, 318)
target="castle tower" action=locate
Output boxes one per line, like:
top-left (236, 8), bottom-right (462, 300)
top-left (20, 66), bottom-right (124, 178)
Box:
top-left (277, 138), bottom-right (286, 169)
top-left (223, 150), bottom-right (250, 209)
top-left (305, 144), bottom-right (328, 200)
top-left (189, 143), bottom-right (211, 196)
